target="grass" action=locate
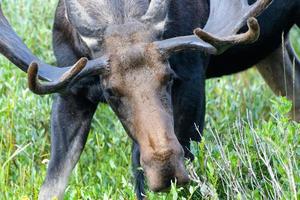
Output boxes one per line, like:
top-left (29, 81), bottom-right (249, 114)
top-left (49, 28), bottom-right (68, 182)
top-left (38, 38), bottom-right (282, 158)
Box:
top-left (0, 0), bottom-right (299, 199)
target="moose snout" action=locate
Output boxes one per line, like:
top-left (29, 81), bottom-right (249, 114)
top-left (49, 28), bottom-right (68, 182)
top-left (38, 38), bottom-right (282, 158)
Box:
top-left (141, 147), bottom-right (190, 192)
top-left (133, 105), bottom-right (191, 192)
top-left (147, 162), bottom-right (190, 192)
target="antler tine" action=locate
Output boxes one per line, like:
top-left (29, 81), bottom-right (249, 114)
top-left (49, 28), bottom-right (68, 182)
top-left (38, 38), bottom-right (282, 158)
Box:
top-left (64, 0), bottom-right (105, 37)
top-left (28, 58), bottom-right (88, 95)
top-left (141, 0), bottom-right (171, 24)
top-left (195, 17), bottom-right (260, 54)
top-left (28, 56), bottom-right (110, 95)
top-left (203, 0), bottom-right (272, 36)
top-left (0, 4), bottom-right (111, 95)
top-left (233, 0), bottom-right (273, 33)
top-left (155, 0), bottom-right (272, 56)
top-left (196, 0), bottom-right (272, 53)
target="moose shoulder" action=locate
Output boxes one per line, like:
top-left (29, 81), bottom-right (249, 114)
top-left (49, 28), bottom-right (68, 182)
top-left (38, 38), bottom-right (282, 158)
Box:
top-left (0, 0), bottom-right (271, 199)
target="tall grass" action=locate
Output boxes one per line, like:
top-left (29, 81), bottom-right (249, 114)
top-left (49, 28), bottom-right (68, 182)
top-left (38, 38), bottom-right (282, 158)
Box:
top-left (0, 0), bottom-right (299, 199)
top-left (187, 97), bottom-right (299, 200)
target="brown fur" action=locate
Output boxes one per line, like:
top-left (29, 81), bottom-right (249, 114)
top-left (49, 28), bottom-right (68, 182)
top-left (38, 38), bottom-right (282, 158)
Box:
top-left (97, 22), bottom-right (189, 191)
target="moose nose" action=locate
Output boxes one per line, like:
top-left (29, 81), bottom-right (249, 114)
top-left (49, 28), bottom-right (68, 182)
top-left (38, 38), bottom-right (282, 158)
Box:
top-left (141, 147), bottom-right (190, 192)
top-left (146, 160), bottom-right (190, 192)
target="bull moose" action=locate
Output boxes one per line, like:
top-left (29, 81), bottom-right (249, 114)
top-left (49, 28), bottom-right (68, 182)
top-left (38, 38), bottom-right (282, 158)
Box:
top-left (1, 0), bottom-right (298, 199)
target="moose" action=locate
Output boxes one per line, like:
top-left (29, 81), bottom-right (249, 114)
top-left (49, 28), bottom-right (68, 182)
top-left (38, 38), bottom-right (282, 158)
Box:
top-left (1, 0), bottom-right (299, 199)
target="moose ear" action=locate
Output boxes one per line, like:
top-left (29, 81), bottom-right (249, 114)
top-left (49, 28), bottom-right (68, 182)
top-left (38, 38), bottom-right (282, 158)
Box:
top-left (64, 0), bottom-right (107, 37)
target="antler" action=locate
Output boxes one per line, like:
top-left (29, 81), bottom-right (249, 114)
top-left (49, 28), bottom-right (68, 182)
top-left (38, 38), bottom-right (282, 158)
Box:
top-left (141, 0), bottom-right (171, 24)
top-left (64, 0), bottom-right (106, 37)
top-left (155, 0), bottom-right (272, 56)
top-left (0, 4), bottom-right (109, 95)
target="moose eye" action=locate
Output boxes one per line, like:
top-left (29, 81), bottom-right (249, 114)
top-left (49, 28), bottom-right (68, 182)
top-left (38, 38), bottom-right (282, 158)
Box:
top-left (105, 88), bottom-right (117, 97)
top-left (163, 72), bottom-right (178, 85)
top-left (163, 73), bottom-right (177, 93)
top-left (167, 74), bottom-right (174, 83)
top-left (105, 88), bottom-right (123, 107)
top-left (162, 74), bottom-right (172, 84)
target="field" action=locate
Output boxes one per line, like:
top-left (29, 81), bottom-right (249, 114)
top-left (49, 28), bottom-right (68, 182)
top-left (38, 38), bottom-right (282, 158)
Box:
top-left (0, 0), bottom-right (299, 199)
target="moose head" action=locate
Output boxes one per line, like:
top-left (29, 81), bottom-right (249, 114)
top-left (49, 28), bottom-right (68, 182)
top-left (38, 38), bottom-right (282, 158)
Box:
top-left (0, 0), bottom-right (271, 193)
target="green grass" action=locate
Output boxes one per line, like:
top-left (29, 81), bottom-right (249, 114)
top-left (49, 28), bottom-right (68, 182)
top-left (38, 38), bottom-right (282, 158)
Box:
top-left (0, 0), bottom-right (299, 199)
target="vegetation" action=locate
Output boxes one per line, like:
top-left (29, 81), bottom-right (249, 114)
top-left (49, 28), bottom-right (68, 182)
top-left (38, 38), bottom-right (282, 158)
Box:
top-left (0, 0), bottom-right (299, 199)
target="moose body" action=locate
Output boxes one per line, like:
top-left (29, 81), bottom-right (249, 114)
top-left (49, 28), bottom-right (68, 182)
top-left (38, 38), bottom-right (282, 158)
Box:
top-left (0, 0), bottom-right (292, 199)
top-left (208, 0), bottom-right (300, 120)
top-left (208, 0), bottom-right (300, 77)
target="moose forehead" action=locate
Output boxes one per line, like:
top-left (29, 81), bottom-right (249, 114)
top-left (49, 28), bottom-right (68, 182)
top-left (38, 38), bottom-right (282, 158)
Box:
top-left (102, 23), bottom-right (170, 90)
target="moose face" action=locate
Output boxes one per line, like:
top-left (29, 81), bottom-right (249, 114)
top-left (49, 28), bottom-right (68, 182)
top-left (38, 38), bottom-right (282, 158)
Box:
top-left (100, 23), bottom-right (189, 191)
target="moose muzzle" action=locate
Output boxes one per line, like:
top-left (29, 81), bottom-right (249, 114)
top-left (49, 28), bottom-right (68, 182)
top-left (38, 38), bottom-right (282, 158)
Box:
top-left (140, 141), bottom-right (190, 192)
top-left (132, 99), bottom-right (190, 192)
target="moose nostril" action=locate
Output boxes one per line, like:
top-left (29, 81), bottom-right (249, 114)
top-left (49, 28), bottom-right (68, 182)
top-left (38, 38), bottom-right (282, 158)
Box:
top-left (143, 145), bottom-right (189, 192)
top-left (150, 174), bottom-right (190, 192)
top-left (147, 162), bottom-right (190, 192)
top-left (152, 149), bottom-right (173, 161)
top-left (152, 181), bottom-right (172, 192)
top-left (177, 174), bottom-right (190, 187)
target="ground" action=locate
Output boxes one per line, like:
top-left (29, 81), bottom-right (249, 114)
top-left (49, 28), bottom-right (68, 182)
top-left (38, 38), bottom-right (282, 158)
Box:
top-left (0, 0), bottom-right (299, 199)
